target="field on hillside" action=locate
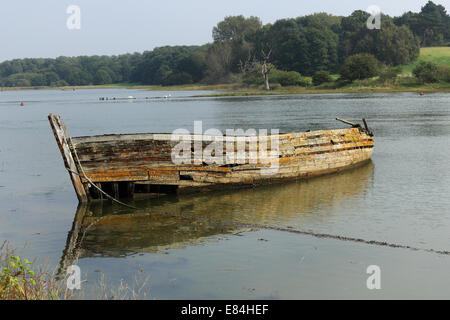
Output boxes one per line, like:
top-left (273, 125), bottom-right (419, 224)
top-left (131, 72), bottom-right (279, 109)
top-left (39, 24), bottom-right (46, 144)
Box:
top-left (402, 47), bottom-right (450, 74)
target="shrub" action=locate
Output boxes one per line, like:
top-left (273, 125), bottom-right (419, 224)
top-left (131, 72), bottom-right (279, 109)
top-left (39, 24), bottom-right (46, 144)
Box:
top-left (241, 66), bottom-right (309, 87)
top-left (269, 83), bottom-right (282, 90)
top-left (241, 67), bottom-right (264, 86)
top-left (437, 66), bottom-right (450, 83)
top-left (412, 62), bottom-right (439, 83)
top-left (51, 80), bottom-right (69, 87)
top-left (312, 71), bottom-right (333, 86)
top-left (340, 54), bottom-right (380, 82)
top-left (271, 70), bottom-right (309, 87)
top-left (378, 66), bottom-right (403, 84)
top-left (0, 243), bottom-right (62, 300)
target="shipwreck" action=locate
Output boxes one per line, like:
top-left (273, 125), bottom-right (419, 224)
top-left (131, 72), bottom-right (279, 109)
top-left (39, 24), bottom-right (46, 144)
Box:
top-left (48, 114), bottom-right (374, 203)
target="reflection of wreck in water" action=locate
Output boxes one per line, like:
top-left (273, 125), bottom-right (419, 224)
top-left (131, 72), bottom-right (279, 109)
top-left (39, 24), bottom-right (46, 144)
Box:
top-left (58, 204), bottom-right (241, 274)
top-left (144, 160), bottom-right (374, 223)
top-left (59, 161), bottom-right (374, 274)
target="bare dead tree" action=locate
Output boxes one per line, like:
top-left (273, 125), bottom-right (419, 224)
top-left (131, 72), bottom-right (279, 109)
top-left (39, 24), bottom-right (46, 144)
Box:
top-left (261, 49), bottom-right (272, 91)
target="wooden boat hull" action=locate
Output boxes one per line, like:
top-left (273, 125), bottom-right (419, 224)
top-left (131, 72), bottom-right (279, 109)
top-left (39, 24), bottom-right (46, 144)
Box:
top-left (48, 114), bottom-right (374, 202)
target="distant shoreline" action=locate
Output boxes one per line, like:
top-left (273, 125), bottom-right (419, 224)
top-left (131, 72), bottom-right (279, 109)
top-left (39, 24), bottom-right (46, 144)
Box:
top-left (1, 82), bottom-right (450, 96)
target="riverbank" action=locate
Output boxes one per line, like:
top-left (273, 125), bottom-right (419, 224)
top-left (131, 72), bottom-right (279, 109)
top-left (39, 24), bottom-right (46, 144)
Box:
top-left (190, 84), bottom-right (450, 97)
top-left (1, 82), bottom-right (450, 97)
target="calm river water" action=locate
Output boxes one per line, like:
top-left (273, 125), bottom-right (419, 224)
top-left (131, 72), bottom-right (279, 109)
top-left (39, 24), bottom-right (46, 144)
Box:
top-left (1, 88), bottom-right (450, 299)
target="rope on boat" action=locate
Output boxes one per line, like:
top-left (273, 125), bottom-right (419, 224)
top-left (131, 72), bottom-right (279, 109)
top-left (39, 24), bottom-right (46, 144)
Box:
top-left (67, 138), bottom-right (138, 210)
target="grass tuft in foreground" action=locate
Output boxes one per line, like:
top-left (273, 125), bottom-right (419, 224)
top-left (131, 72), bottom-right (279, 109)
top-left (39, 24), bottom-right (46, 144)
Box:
top-left (0, 241), bottom-right (150, 300)
top-left (0, 241), bottom-right (66, 300)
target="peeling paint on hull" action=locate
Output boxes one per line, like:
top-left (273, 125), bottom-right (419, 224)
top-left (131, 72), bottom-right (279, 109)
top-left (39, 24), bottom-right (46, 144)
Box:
top-left (49, 114), bottom-right (374, 202)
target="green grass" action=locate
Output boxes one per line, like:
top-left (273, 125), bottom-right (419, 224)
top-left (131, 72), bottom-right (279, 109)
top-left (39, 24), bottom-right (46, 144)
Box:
top-left (402, 47), bottom-right (450, 75)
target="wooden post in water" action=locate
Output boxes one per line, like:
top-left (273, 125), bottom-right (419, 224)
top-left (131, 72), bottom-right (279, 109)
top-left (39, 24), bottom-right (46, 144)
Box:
top-left (48, 114), bottom-right (88, 203)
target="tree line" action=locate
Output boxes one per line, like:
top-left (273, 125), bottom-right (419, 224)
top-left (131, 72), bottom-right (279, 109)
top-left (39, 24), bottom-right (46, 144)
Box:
top-left (0, 1), bottom-right (448, 88)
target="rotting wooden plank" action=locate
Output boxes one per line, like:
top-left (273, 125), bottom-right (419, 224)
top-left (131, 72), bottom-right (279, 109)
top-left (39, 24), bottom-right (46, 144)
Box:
top-left (48, 114), bottom-right (88, 202)
top-left (49, 115), bottom-right (374, 202)
top-left (75, 142), bottom-right (373, 184)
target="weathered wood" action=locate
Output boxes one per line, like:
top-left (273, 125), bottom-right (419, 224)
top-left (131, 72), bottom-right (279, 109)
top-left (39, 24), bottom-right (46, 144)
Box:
top-left (336, 118), bottom-right (358, 127)
top-left (362, 118), bottom-right (372, 136)
top-left (49, 114), bottom-right (374, 202)
top-left (48, 114), bottom-right (88, 202)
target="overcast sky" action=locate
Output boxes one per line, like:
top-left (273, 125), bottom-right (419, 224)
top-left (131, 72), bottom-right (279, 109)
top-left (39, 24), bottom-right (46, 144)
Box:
top-left (0, 0), bottom-right (447, 62)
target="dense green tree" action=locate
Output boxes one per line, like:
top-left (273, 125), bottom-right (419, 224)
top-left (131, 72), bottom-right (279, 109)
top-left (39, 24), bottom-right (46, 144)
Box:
top-left (438, 66), bottom-right (450, 82)
top-left (313, 70), bottom-right (333, 85)
top-left (174, 53), bottom-right (207, 83)
top-left (212, 16), bottom-right (264, 74)
top-left (413, 61), bottom-right (440, 83)
top-left (94, 69), bottom-right (112, 85)
top-left (204, 41), bottom-right (233, 83)
top-left (372, 23), bottom-right (420, 65)
top-left (130, 46), bottom-right (207, 85)
top-left (394, 1), bottom-right (450, 46)
top-left (30, 73), bottom-right (47, 86)
top-left (262, 14), bottom-right (340, 76)
top-left (340, 54), bottom-right (380, 81)
top-left (44, 72), bottom-right (60, 86)
top-left (212, 15), bottom-right (262, 42)
top-left (339, 11), bottom-right (420, 66)
top-left (265, 19), bottom-right (309, 73)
